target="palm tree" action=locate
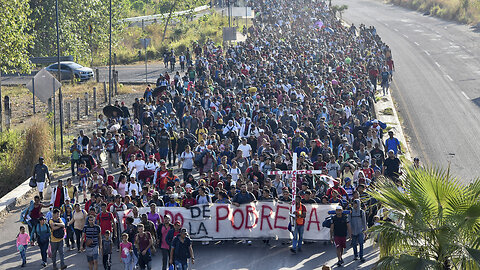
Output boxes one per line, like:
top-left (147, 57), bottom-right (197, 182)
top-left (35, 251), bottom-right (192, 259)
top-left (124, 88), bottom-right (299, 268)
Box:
top-left (368, 167), bottom-right (480, 270)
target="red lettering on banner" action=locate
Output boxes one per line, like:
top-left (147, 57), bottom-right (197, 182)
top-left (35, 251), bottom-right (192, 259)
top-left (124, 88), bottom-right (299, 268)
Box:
top-left (274, 205), bottom-right (289, 230)
top-left (216, 205), bottom-right (229, 232)
top-left (174, 213), bottom-right (184, 225)
top-left (231, 209), bottom-right (245, 230)
top-left (260, 205), bottom-right (273, 230)
top-left (245, 205), bottom-right (258, 229)
top-left (307, 207), bottom-right (320, 231)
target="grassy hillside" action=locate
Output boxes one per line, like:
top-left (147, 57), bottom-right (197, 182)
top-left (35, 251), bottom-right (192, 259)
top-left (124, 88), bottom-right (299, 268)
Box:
top-left (388, 0), bottom-right (480, 24)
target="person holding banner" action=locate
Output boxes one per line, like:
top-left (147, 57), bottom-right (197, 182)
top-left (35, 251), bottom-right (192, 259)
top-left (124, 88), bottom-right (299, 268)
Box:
top-left (290, 196), bottom-right (307, 254)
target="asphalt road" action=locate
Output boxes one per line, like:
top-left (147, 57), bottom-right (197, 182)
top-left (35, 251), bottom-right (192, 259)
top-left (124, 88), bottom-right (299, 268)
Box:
top-left (337, 0), bottom-right (480, 182)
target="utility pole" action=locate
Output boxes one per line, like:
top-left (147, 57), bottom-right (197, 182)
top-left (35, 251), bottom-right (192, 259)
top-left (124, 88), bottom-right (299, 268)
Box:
top-left (108, 0), bottom-right (113, 105)
top-left (56, 0), bottom-right (64, 154)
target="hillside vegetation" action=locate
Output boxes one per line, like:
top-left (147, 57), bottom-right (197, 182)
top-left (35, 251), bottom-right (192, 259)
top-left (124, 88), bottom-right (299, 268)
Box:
top-left (388, 0), bottom-right (480, 24)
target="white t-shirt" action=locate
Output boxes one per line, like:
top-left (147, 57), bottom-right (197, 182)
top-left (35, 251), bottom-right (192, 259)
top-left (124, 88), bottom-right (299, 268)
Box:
top-left (127, 181), bottom-right (141, 196)
top-left (237, 144), bottom-right (252, 158)
top-left (229, 167), bottom-right (241, 182)
top-left (132, 159), bottom-right (146, 172)
top-left (181, 152), bottom-right (195, 170)
top-left (145, 162), bottom-right (158, 171)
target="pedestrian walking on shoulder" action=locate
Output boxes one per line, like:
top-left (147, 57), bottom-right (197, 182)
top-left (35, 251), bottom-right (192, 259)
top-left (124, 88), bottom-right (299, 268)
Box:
top-left (349, 199), bottom-right (367, 262)
top-left (16, 225), bottom-right (30, 267)
top-left (290, 196), bottom-right (307, 254)
top-left (330, 205), bottom-right (352, 266)
top-left (32, 156), bottom-right (51, 200)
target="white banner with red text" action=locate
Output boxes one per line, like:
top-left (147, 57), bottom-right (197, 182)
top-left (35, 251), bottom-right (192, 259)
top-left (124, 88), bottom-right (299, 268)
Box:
top-left (117, 202), bottom-right (337, 241)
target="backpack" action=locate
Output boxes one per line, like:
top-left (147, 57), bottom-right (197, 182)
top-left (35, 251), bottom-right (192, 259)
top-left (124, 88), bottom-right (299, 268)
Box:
top-left (52, 219), bottom-right (65, 239)
top-left (322, 215), bottom-right (333, 228)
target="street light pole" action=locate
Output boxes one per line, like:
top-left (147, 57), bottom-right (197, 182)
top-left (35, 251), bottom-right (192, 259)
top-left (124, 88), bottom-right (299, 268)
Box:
top-left (55, 0), bottom-right (64, 154)
top-left (108, 0), bottom-right (112, 105)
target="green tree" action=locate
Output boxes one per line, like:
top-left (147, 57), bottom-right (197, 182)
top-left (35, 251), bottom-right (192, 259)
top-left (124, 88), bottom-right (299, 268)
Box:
top-left (369, 168), bottom-right (480, 270)
top-left (0, 0), bottom-right (33, 73)
top-left (29, 0), bottom-right (128, 66)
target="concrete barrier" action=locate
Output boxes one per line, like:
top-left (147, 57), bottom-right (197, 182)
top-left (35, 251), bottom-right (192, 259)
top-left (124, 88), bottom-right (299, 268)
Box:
top-left (0, 171), bottom-right (53, 218)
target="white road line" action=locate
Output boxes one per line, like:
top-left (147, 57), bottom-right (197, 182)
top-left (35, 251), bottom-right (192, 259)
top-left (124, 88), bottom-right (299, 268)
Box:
top-left (385, 23), bottom-right (389, 26)
top-left (414, 42), bottom-right (420, 46)
top-left (394, 28), bottom-right (399, 31)
top-left (424, 50), bottom-right (431, 56)
top-left (445, 75), bottom-right (453, 81)
top-left (403, 34), bottom-right (408, 38)
top-left (434, 62), bottom-right (441, 68)
top-left (462, 91), bottom-right (470, 100)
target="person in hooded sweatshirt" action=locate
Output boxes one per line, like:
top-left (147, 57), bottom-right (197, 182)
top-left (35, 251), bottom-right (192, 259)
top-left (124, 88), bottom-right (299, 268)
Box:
top-left (348, 199), bottom-right (367, 262)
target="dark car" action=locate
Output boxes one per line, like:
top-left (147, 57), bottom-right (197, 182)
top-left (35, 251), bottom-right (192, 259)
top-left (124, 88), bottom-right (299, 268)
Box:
top-left (46, 61), bottom-right (94, 81)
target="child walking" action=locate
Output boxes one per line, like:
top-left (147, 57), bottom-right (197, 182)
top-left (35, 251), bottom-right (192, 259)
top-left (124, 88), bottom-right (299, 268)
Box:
top-left (120, 233), bottom-right (134, 270)
top-left (16, 226), bottom-right (30, 267)
top-left (102, 230), bottom-right (113, 270)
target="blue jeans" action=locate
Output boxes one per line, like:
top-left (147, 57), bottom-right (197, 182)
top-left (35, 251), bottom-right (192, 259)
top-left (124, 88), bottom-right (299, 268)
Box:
top-left (175, 260), bottom-right (188, 270)
top-left (38, 239), bottom-right (49, 263)
top-left (292, 225), bottom-right (304, 251)
top-left (122, 253), bottom-right (134, 270)
top-left (19, 245), bottom-right (27, 265)
top-left (352, 233), bottom-right (365, 259)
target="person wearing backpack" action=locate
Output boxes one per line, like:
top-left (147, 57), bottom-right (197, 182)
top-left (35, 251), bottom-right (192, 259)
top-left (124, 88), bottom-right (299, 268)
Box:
top-left (349, 199), bottom-right (367, 262)
top-left (169, 227), bottom-right (194, 270)
top-left (33, 216), bottom-right (50, 267)
top-left (49, 208), bottom-right (67, 270)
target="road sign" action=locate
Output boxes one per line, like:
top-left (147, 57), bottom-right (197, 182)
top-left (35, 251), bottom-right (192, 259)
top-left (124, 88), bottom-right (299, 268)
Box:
top-left (222, 27), bottom-right (237, 41)
top-left (26, 68), bottom-right (62, 103)
top-left (140, 38), bottom-right (151, 49)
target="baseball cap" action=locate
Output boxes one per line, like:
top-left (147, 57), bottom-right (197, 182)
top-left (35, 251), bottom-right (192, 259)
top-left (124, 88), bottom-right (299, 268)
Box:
top-left (175, 221), bottom-right (181, 225)
top-left (336, 205), bottom-right (343, 210)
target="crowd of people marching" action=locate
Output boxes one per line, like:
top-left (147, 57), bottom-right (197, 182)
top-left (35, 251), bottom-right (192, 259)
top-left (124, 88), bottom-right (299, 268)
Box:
top-left (17, 0), bottom-right (413, 268)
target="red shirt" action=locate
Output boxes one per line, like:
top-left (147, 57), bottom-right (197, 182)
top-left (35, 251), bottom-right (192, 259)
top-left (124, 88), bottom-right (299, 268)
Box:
top-left (362, 168), bottom-right (374, 180)
top-left (96, 212), bottom-right (114, 235)
top-left (182, 198), bottom-right (197, 208)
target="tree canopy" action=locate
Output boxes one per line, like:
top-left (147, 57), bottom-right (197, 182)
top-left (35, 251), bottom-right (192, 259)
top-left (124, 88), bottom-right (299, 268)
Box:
top-left (0, 0), bottom-right (33, 73)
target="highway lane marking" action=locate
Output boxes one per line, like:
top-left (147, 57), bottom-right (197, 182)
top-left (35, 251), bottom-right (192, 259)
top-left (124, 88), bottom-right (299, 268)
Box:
top-left (414, 42), bottom-right (420, 46)
top-left (391, 79), bottom-right (430, 165)
top-left (424, 50), bottom-right (431, 56)
top-left (394, 28), bottom-right (398, 31)
top-left (462, 91), bottom-right (470, 100)
top-left (403, 34), bottom-right (408, 38)
top-left (385, 23), bottom-right (389, 26)
top-left (445, 74), bottom-right (454, 81)
top-left (434, 62), bottom-right (441, 67)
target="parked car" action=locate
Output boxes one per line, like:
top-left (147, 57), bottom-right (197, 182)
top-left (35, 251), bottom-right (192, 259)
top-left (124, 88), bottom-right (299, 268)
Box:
top-left (45, 61), bottom-right (94, 81)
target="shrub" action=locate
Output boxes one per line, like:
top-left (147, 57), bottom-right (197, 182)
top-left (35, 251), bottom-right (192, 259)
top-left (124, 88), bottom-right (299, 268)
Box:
top-left (0, 117), bottom-right (53, 197)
